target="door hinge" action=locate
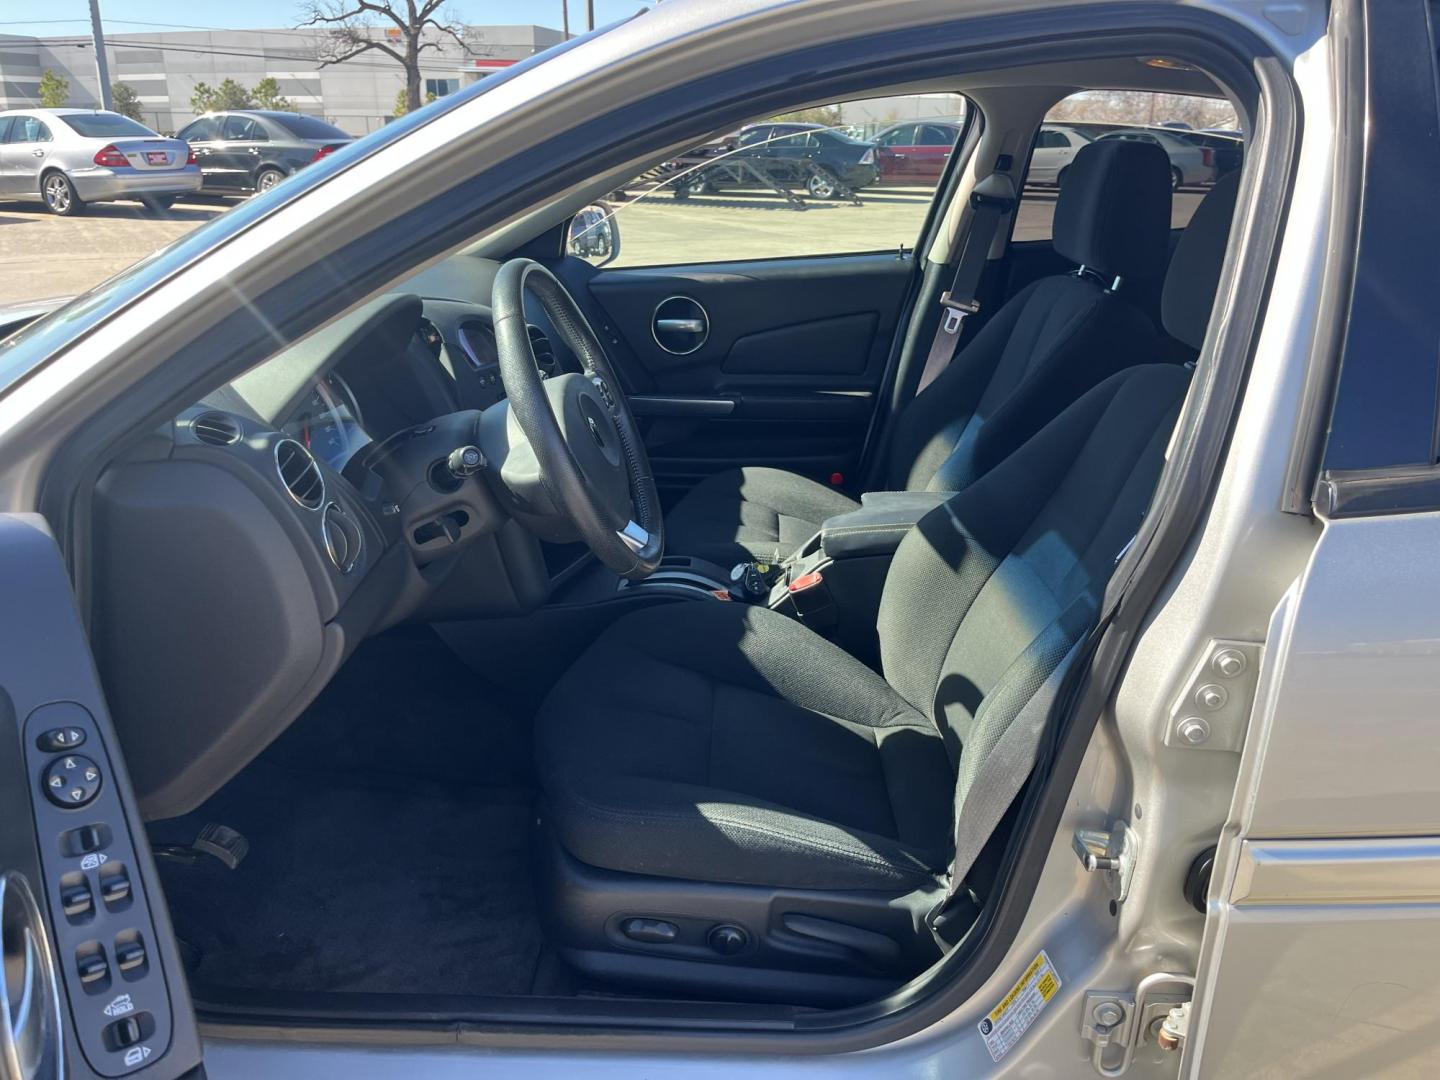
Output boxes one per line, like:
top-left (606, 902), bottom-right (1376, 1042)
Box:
top-left (1072, 820), bottom-right (1138, 902)
top-left (1164, 639), bottom-right (1262, 753)
top-left (1080, 974), bottom-right (1195, 1077)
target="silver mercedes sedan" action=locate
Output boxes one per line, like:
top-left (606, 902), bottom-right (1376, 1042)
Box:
top-left (0, 108), bottom-right (201, 215)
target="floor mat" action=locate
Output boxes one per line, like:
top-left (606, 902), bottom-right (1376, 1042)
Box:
top-left (149, 628), bottom-right (561, 999)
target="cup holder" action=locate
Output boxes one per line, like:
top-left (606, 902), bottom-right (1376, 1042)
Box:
top-left (0, 871), bottom-right (64, 1079)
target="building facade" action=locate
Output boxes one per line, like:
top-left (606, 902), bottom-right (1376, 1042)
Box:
top-left (0, 24), bottom-right (565, 136)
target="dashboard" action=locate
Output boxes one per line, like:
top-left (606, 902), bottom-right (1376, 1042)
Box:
top-left (91, 275), bottom-right (583, 821)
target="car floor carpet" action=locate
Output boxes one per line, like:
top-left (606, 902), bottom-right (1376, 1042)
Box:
top-left (148, 627), bottom-right (573, 999)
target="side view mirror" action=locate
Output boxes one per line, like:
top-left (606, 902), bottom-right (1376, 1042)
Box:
top-left (566, 203), bottom-right (620, 267)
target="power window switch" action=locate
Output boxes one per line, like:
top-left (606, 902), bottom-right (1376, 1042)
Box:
top-left (77, 950), bottom-right (109, 986)
top-left (115, 938), bottom-right (147, 974)
top-left (100, 868), bottom-right (131, 906)
top-left (61, 880), bottom-right (94, 919)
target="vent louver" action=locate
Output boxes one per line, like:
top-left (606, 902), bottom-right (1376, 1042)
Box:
top-left (274, 439), bottom-right (324, 511)
top-left (527, 324), bottom-right (558, 378)
top-left (191, 411), bottom-right (241, 446)
top-left (322, 502), bottom-right (363, 573)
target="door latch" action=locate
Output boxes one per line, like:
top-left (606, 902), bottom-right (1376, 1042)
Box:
top-left (1072, 821), bottom-right (1138, 902)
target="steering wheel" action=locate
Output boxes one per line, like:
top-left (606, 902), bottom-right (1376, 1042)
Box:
top-left (488, 259), bottom-right (663, 579)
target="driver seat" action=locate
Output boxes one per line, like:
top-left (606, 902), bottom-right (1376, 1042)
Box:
top-left (536, 360), bottom-right (1191, 1000)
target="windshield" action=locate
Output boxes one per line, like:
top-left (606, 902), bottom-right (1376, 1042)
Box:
top-left (274, 115), bottom-right (350, 141)
top-left (57, 113), bottom-right (159, 139)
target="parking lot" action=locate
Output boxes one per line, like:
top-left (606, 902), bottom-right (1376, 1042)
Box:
top-left (0, 187), bottom-right (1206, 305)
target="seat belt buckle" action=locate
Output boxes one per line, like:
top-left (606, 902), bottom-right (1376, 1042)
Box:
top-left (939, 291), bottom-right (980, 334)
top-left (784, 570), bottom-right (837, 628)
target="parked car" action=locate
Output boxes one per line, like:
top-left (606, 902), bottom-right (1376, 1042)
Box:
top-left (1024, 122), bottom-right (1093, 186)
top-left (1177, 130), bottom-right (1245, 178)
top-left (678, 121), bottom-right (879, 199)
top-left (0, 108), bottom-right (200, 215)
top-left (872, 120), bottom-right (964, 183)
top-left (1094, 125), bottom-right (1218, 188)
top-left (175, 110), bottom-right (353, 195)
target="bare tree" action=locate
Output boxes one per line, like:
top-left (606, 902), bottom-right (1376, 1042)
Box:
top-left (299, 0), bottom-right (474, 115)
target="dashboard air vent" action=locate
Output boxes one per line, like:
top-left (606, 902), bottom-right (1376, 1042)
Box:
top-left (527, 324), bottom-right (558, 378)
top-left (322, 502), bottom-right (363, 573)
top-left (274, 438), bottom-right (324, 511)
top-left (192, 411), bottom-right (241, 446)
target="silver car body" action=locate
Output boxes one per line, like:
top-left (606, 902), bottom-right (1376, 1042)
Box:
top-left (5, 0), bottom-right (1437, 1076)
top-left (1025, 123), bottom-right (1091, 184)
top-left (0, 108), bottom-right (201, 207)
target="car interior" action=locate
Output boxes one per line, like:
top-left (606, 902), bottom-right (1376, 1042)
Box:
top-left (68, 49), bottom-right (1252, 1034)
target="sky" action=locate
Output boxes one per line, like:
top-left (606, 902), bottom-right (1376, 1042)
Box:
top-left (0, 0), bottom-right (646, 38)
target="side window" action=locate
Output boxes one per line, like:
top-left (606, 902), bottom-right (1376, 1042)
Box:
top-left (1015, 90), bottom-right (1244, 243)
top-left (12, 117), bottom-right (50, 143)
top-left (221, 116), bottom-right (255, 141)
top-left (179, 118), bottom-right (218, 142)
top-left (573, 94), bottom-right (969, 268)
top-left (878, 124), bottom-right (917, 146)
top-left (0, 117), bottom-right (15, 144)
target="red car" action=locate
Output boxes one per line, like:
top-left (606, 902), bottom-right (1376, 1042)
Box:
top-left (872, 119), bottom-right (963, 183)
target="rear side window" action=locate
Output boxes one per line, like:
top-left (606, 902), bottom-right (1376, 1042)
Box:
top-left (272, 115), bottom-right (349, 140)
top-left (57, 113), bottom-right (156, 138)
top-left (1014, 91), bottom-right (1244, 243)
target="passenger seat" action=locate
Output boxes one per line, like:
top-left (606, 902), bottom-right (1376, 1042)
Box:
top-left (665, 137), bottom-right (1175, 566)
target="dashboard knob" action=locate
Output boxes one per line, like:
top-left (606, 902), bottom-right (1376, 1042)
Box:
top-left (446, 445), bottom-right (485, 479)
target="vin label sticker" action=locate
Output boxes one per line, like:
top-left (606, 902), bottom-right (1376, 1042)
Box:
top-left (978, 950), bottom-right (1062, 1062)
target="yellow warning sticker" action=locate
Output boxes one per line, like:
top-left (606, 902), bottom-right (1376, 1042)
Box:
top-left (977, 950), bottom-right (1062, 1063)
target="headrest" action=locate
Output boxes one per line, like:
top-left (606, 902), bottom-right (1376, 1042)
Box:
top-left (1052, 138), bottom-right (1173, 281)
top-left (1161, 170), bottom-right (1241, 349)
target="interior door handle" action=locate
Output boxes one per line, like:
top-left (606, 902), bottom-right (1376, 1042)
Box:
top-left (655, 318), bottom-right (706, 334)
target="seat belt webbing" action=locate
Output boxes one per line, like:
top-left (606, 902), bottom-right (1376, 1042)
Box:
top-left (915, 173), bottom-right (1018, 394)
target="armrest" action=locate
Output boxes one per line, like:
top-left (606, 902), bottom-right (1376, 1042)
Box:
top-left (820, 490), bottom-right (952, 559)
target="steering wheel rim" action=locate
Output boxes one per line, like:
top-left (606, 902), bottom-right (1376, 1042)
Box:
top-left (491, 258), bottom-right (663, 579)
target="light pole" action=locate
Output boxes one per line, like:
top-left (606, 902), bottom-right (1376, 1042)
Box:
top-left (562, 0), bottom-right (570, 38)
top-left (88, 0), bottom-right (113, 110)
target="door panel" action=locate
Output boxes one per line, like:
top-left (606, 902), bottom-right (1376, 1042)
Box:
top-left (578, 253), bottom-right (912, 496)
top-left (0, 515), bottom-right (203, 1079)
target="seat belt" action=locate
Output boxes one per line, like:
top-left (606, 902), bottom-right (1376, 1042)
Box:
top-left (927, 604), bottom-right (1095, 941)
top-left (915, 172), bottom-right (1018, 394)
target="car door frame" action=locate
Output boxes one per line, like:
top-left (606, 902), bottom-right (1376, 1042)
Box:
top-left (0, 515), bottom-right (205, 1079)
top-left (3, 0), bottom-right (1300, 1057)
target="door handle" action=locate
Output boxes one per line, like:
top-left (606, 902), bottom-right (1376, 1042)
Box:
top-left (31, 150), bottom-right (44, 158)
top-left (655, 318), bottom-right (706, 334)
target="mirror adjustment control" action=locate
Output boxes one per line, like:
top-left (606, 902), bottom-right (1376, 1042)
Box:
top-left (42, 753), bottom-right (102, 808)
top-left (37, 726), bottom-right (87, 752)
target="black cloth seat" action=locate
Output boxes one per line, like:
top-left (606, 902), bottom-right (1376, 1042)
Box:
top-left (665, 137), bottom-right (1174, 566)
top-left (538, 363), bottom-right (1192, 892)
